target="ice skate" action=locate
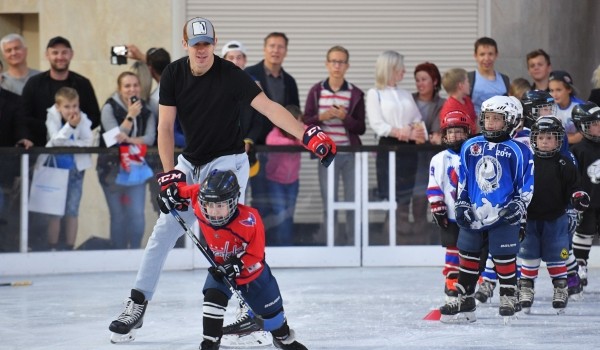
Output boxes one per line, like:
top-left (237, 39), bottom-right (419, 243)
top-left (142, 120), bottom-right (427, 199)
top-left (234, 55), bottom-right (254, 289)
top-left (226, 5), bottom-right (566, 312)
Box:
top-left (567, 274), bottom-right (583, 301)
top-left (221, 304), bottom-right (271, 348)
top-left (109, 291), bottom-right (147, 343)
top-left (552, 279), bottom-right (569, 314)
top-left (498, 286), bottom-right (519, 325)
top-left (444, 277), bottom-right (458, 302)
top-left (200, 338), bottom-right (221, 350)
top-left (439, 283), bottom-right (477, 323)
top-left (474, 280), bottom-right (495, 304)
top-left (272, 329), bottom-right (307, 350)
top-left (578, 261), bottom-right (588, 287)
top-left (518, 279), bottom-right (535, 314)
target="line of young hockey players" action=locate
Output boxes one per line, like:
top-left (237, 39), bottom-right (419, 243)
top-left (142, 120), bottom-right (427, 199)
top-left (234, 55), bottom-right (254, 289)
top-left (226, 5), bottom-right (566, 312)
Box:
top-left (430, 93), bottom-right (599, 323)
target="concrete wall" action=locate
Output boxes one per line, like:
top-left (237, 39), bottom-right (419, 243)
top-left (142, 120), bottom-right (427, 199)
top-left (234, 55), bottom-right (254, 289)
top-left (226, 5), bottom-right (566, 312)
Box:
top-left (491, 0), bottom-right (600, 98)
top-left (0, 0), bottom-right (176, 104)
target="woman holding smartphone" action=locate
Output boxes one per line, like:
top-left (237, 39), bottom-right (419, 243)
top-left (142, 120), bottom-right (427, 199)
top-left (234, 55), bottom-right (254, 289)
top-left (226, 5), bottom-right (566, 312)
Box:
top-left (97, 71), bottom-right (156, 249)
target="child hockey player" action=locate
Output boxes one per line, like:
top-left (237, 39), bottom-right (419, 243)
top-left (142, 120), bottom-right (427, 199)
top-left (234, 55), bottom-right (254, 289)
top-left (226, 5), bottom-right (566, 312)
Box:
top-left (157, 169), bottom-right (307, 350)
top-left (439, 96), bottom-right (533, 324)
top-left (571, 102), bottom-right (600, 290)
top-left (426, 111), bottom-right (472, 300)
top-left (518, 116), bottom-right (589, 314)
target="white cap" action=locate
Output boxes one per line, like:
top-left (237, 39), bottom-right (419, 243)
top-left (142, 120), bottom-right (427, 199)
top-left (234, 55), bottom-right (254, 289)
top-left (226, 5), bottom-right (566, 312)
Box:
top-left (221, 40), bottom-right (247, 57)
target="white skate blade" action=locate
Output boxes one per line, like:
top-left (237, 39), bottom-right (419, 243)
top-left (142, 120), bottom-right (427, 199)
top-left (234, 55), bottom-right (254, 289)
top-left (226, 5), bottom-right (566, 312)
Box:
top-left (501, 314), bottom-right (518, 325)
top-left (110, 329), bottom-right (137, 343)
top-left (220, 331), bottom-right (272, 348)
top-left (439, 312), bottom-right (476, 324)
top-left (522, 307), bottom-right (531, 314)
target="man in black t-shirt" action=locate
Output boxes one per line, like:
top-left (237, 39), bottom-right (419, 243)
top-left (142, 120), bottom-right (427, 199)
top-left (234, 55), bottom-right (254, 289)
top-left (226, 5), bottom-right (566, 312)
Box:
top-left (109, 17), bottom-right (335, 349)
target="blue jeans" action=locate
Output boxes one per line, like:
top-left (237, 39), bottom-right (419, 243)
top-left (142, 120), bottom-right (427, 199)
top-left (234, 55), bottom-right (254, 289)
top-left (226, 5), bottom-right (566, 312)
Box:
top-left (266, 179), bottom-right (299, 246)
top-left (101, 182), bottom-right (146, 249)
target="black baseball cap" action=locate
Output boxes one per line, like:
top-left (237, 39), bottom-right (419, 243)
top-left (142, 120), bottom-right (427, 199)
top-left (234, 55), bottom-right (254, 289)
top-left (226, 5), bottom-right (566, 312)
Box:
top-left (46, 36), bottom-right (72, 49)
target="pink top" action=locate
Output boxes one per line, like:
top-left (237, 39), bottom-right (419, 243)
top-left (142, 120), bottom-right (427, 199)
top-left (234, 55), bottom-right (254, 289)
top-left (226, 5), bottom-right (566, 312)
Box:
top-left (265, 127), bottom-right (302, 184)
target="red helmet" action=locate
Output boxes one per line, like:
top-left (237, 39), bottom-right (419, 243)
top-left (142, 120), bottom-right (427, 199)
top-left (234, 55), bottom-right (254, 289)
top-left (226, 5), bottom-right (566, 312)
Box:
top-left (441, 111), bottom-right (472, 151)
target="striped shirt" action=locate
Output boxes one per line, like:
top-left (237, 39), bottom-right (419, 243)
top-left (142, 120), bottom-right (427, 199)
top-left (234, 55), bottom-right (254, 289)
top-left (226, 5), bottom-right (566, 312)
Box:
top-left (318, 80), bottom-right (352, 145)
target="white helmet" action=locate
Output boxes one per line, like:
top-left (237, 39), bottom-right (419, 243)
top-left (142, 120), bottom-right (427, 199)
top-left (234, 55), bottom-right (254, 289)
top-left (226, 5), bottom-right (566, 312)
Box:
top-left (479, 95), bottom-right (522, 140)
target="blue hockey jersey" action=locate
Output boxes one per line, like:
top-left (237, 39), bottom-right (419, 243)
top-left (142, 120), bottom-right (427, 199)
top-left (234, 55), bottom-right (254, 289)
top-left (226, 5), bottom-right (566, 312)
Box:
top-left (457, 135), bottom-right (534, 230)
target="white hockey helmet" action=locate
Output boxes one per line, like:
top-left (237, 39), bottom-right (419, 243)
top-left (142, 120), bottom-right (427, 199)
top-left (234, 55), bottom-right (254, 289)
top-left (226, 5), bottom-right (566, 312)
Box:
top-left (479, 95), bottom-right (522, 141)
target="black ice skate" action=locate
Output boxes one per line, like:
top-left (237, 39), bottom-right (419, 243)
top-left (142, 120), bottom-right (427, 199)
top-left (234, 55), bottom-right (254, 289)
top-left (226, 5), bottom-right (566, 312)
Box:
top-left (199, 338), bottom-right (220, 350)
top-left (552, 278), bottom-right (569, 314)
top-left (220, 305), bottom-right (272, 348)
top-left (518, 279), bottom-right (535, 314)
top-left (439, 283), bottom-right (477, 323)
top-left (474, 280), bottom-right (495, 304)
top-left (578, 261), bottom-right (588, 287)
top-left (499, 286), bottom-right (519, 324)
top-left (109, 290), bottom-right (147, 343)
top-left (273, 329), bottom-right (308, 350)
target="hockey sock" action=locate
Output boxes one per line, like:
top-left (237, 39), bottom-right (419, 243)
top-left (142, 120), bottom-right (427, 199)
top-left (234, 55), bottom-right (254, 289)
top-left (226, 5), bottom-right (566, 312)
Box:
top-left (457, 250), bottom-right (480, 294)
top-left (270, 319), bottom-right (290, 339)
top-left (493, 254), bottom-right (517, 294)
top-left (203, 289), bottom-right (228, 340)
top-left (566, 249), bottom-right (578, 275)
top-left (520, 258), bottom-right (541, 280)
top-left (442, 246), bottom-right (459, 277)
top-left (130, 289), bottom-right (146, 304)
top-left (481, 253), bottom-right (498, 283)
top-left (546, 260), bottom-right (567, 280)
top-left (573, 232), bottom-right (594, 261)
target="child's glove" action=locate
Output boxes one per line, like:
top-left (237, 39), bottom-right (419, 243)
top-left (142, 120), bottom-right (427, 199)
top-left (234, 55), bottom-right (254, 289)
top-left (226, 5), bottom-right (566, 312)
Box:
top-left (430, 201), bottom-right (448, 229)
top-left (455, 200), bottom-right (475, 228)
top-left (499, 200), bottom-right (526, 225)
top-left (571, 191), bottom-right (590, 212)
top-left (209, 255), bottom-right (244, 281)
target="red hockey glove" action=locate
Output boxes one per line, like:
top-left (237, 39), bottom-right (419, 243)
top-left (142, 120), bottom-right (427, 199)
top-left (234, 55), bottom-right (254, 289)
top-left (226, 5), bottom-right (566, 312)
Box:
top-left (156, 170), bottom-right (188, 212)
top-left (430, 201), bottom-right (448, 229)
top-left (571, 191), bottom-right (590, 212)
top-left (303, 125), bottom-right (337, 167)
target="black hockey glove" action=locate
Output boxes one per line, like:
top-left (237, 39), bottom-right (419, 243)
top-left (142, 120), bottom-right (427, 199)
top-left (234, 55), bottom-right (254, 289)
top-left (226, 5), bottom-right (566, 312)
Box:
top-left (455, 200), bottom-right (475, 228)
top-left (430, 201), bottom-right (448, 229)
top-left (499, 200), bottom-right (526, 226)
top-left (571, 191), bottom-right (590, 212)
top-left (209, 255), bottom-right (244, 281)
top-left (157, 183), bottom-right (188, 214)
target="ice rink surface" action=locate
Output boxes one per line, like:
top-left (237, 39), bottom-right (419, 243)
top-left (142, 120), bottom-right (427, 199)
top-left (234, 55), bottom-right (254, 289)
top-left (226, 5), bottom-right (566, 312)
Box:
top-left (2, 266), bottom-right (600, 350)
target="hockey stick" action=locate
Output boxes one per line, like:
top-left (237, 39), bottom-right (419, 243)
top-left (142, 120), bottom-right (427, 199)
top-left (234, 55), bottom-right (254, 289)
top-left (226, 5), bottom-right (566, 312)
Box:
top-left (169, 209), bottom-right (266, 329)
top-left (0, 280), bottom-right (32, 287)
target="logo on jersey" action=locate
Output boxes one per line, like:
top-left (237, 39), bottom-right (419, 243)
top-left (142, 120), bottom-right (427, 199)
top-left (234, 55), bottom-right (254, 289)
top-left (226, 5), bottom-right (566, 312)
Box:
top-left (560, 248), bottom-right (569, 260)
top-left (240, 212), bottom-right (256, 227)
top-left (469, 143), bottom-right (482, 156)
top-left (587, 159), bottom-right (600, 184)
top-left (446, 166), bottom-right (459, 199)
top-left (475, 156), bottom-right (502, 194)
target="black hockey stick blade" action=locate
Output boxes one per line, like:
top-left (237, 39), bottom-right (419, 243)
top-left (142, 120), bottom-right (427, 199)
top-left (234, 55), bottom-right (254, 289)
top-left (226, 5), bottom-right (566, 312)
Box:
top-left (0, 280), bottom-right (32, 287)
top-left (169, 209), bottom-right (266, 329)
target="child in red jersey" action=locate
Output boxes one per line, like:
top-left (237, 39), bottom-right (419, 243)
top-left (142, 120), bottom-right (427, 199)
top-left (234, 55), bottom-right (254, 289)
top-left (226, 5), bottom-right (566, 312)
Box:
top-left (159, 169), bottom-right (307, 350)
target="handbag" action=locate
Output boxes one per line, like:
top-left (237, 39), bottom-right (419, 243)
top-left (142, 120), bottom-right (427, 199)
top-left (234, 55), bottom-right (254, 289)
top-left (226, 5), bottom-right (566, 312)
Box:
top-left (28, 155), bottom-right (69, 216)
top-left (115, 144), bottom-right (154, 186)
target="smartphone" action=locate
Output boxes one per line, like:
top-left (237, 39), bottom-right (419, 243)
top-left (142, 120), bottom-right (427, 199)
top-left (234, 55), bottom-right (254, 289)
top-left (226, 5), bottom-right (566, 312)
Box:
top-left (332, 104), bottom-right (340, 109)
top-left (111, 45), bottom-right (128, 65)
top-left (130, 96), bottom-right (139, 104)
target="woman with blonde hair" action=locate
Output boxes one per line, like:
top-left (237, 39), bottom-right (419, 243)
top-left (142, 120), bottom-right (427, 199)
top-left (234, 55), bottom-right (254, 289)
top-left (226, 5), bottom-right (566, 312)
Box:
top-left (366, 50), bottom-right (425, 244)
top-left (588, 64), bottom-right (600, 106)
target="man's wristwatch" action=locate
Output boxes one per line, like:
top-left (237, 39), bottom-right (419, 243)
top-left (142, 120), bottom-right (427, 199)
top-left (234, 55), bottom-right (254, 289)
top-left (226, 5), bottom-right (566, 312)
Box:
top-left (126, 116), bottom-right (134, 122)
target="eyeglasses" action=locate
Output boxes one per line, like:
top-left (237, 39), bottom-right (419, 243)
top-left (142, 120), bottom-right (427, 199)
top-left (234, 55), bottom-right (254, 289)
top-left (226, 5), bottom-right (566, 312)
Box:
top-left (327, 59), bottom-right (348, 66)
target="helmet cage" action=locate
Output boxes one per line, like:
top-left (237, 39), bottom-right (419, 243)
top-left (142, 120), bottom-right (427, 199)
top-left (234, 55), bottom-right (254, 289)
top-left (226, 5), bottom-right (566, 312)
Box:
top-left (198, 170), bottom-right (240, 226)
top-left (530, 116), bottom-right (564, 158)
top-left (579, 121), bottom-right (600, 142)
top-left (441, 111), bottom-right (471, 150)
top-left (572, 103), bottom-right (600, 142)
top-left (479, 96), bottom-right (521, 140)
